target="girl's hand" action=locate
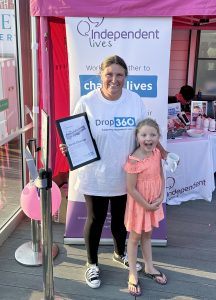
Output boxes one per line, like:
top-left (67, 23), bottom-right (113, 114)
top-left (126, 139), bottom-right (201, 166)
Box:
top-left (154, 197), bottom-right (163, 206)
top-left (146, 202), bottom-right (160, 211)
top-left (147, 198), bottom-right (163, 211)
top-left (59, 144), bottom-right (68, 156)
top-left (162, 150), bottom-right (169, 160)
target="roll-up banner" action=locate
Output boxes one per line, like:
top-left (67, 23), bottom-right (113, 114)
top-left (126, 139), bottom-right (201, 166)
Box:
top-left (64, 17), bottom-right (172, 245)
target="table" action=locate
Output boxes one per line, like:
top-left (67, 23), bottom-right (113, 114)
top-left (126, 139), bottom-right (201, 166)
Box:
top-left (166, 133), bottom-right (216, 205)
top-left (208, 132), bottom-right (216, 172)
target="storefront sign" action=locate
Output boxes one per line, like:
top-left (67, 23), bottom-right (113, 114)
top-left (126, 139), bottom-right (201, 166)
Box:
top-left (0, 9), bottom-right (16, 55)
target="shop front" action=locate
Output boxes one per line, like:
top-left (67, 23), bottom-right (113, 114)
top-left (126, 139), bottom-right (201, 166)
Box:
top-left (0, 1), bottom-right (32, 245)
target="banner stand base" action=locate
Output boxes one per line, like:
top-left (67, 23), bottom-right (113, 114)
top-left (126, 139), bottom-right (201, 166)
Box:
top-left (41, 297), bottom-right (64, 300)
top-left (64, 238), bottom-right (167, 246)
top-left (15, 241), bottom-right (59, 266)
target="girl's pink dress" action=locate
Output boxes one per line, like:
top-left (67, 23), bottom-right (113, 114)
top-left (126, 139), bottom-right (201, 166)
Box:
top-left (124, 148), bottom-right (164, 233)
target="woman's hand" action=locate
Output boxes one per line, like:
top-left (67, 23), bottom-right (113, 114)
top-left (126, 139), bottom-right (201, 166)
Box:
top-left (59, 144), bottom-right (68, 156)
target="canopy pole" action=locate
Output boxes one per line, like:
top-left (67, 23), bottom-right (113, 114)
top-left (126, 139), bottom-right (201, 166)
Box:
top-left (31, 16), bottom-right (39, 155)
top-left (40, 17), bottom-right (52, 167)
top-left (31, 16), bottom-right (41, 256)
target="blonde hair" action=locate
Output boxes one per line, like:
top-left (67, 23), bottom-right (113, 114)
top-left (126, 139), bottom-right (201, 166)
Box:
top-left (135, 118), bottom-right (161, 137)
top-left (100, 55), bottom-right (128, 76)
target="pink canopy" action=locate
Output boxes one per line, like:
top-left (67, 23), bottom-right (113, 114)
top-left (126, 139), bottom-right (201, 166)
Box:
top-left (31, 0), bottom-right (216, 178)
top-left (30, 0), bottom-right (216, 17)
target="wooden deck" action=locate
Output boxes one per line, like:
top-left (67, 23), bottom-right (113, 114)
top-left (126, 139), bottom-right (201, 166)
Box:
top-left (0, 189), bottom-right (216, 300)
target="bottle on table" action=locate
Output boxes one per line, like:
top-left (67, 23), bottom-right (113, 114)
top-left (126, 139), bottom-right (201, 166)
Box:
top-left (196, 115), bottom-right (202, 129)
top-left (197, 89), bottom-right (202, 101)
top-left (203, 117), bottom-right (209, 131)
top-left (209, 118), bottom-right (216, 131)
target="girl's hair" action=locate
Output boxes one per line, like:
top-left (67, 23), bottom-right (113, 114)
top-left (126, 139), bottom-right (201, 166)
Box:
top-left (100, 55), bottom-right (128, 76)
top-left (135, 118), bottom-right (161, 137)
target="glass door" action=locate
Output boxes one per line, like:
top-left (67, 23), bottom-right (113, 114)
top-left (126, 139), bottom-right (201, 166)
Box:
top-left (0, 1), bottom-right (33, 231)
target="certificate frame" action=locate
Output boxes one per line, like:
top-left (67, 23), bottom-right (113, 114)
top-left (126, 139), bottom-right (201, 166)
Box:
top-left (190, 100), bottom-right (208, 125)
top-left (56, 112), bottom-right (100, 170)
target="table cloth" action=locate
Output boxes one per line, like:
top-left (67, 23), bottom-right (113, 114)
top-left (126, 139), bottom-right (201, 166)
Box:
top-left (166, 134), bottom-right (215, 205)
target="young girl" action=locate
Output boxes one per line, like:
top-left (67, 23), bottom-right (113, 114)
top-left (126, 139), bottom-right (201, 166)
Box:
top-left (124, 118), bottom-right (167, 297)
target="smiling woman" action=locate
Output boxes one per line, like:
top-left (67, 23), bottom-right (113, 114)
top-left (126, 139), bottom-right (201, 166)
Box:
top-left (60, 54), bottom-right (147, 289)
top-left (60, 54), bottom-right (169, 289)
top-left (100, 63), bottom-right (126, 100)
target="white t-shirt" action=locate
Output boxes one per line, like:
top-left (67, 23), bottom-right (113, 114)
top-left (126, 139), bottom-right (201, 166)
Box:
top-left (71, 88), bottom-right (146, 196)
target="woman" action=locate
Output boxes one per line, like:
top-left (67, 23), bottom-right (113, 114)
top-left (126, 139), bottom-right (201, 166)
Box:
top-left (60, 55), bottom-right (166, 289)
top-left (175, 85), bottom-right (195, 112)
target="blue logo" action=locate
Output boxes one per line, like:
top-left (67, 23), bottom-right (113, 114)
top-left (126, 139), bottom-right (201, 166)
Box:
top-left (114, 117), bottom-right (136, 127)
top-left (79, 75), bottom-right (158, 97)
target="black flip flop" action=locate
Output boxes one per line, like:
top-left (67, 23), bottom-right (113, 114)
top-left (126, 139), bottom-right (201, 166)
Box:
top-left (128, 280), bottom-right (142, 297)
top-left (143, 270), bottom-right (167, 285)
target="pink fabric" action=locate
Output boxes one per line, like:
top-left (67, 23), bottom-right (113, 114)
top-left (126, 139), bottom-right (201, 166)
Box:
top-left (30, 0), bottom-right (216, 17)
top-left (38, 17), bottom-right (70, 175)
top-left (124, 148), bottom-right (164, 234)
top-left (48, 17), bottom-right (70, 176)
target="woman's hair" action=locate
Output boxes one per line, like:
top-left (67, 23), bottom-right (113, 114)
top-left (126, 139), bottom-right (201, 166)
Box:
top-left (135, 118), bottom-right (161, 137)
top-left (100, 55), bottom-right (128, 76)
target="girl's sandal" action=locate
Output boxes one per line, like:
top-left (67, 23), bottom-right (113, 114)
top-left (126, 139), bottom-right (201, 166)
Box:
top-left (128, 280), bottom-right (142, 297)
top-left (143, 270), bottom-right (167, 285)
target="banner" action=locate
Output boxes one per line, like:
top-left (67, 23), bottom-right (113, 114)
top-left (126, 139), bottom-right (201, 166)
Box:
top-left (0, 8), bottom-right (17, 139)
top-left (64, 17), bottom-right (172, 244)
top-left (0, 9), bottom-right (16, 55)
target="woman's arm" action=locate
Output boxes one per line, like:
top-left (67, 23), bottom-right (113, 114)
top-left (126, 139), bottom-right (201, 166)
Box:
top-left (59, 144), bottom-right (68, 156)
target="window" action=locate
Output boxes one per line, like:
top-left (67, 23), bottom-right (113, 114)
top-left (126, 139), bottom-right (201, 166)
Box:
top-left (0, 1), bottom-right (33, 235)
top-left (195, 31), bottom-right (216, 97)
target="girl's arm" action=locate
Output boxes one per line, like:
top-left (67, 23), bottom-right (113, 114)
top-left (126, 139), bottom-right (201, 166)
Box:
top-left (154, 161), bottom-right (165, 206)
top-left (157, 142), bottom-right (168, 160)
top-left (158, 160), bottom-right (165, 203)
top-left (126, 173), bottom-right (159, 211)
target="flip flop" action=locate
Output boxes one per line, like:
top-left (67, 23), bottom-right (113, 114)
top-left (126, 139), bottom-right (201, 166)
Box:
top-left (143, 270), bottom-right (167, 285)
top-left (128, 280), bottom-right (142, 297)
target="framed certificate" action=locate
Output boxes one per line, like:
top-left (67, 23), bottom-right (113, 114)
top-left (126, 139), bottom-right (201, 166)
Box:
top-left (56, 113), bottom-right (100, 170)
top-left (191, 101), bottom-right (208, 125)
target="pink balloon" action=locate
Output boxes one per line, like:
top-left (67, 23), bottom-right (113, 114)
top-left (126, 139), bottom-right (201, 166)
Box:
top-left (20, 181), bottom-right (61, 220)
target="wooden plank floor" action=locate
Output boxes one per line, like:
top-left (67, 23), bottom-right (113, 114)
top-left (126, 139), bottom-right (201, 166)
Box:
top-left (0, 190), bottom-right (216, 300)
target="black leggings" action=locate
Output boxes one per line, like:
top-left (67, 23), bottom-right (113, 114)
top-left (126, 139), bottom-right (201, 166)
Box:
top-left (84, 194), bottom-right (127, 265)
